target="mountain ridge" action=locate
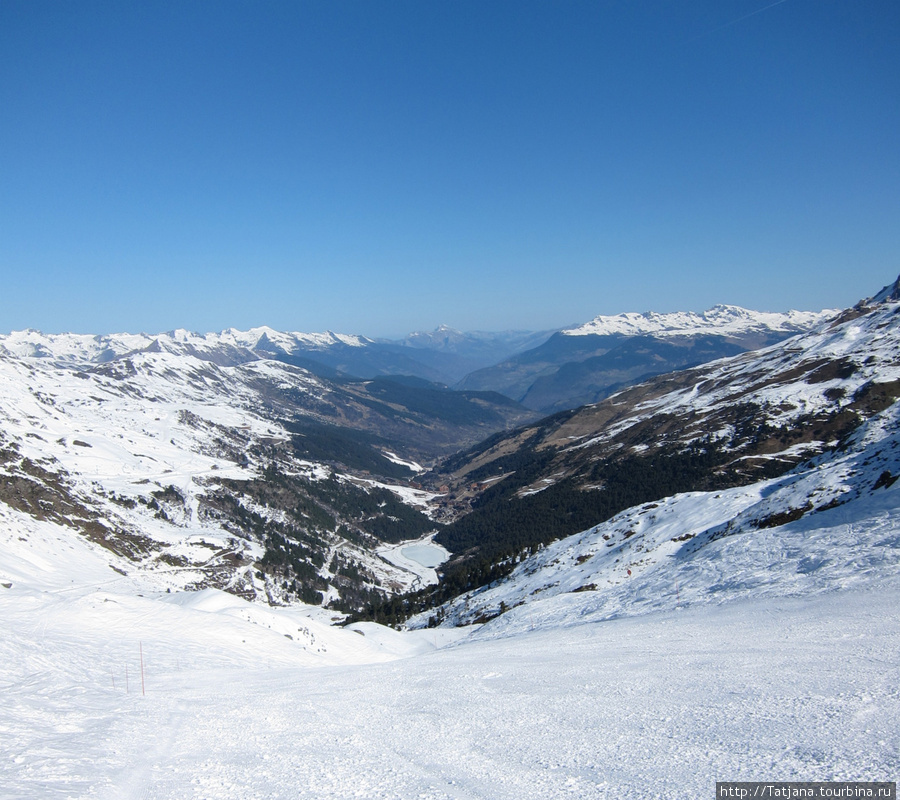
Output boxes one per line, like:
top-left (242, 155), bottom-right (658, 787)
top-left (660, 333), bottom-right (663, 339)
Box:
top-left (0, 327), bottom-right (536, 611)
top-left (365, 277), bottom-right (900, 624)
top-left (0, 284), bottom-right (894, 621)
top-left (456, 304), bottom-right (836, 412)
top-left (414, 388), bottom-right (900, 631)
top-left (563, 304), bottom-right (836, 339)
top-left (1, 303), bottom-right (833, 399)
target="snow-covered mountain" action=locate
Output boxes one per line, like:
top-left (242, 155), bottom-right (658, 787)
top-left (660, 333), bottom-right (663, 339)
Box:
top-left (563, 303), bottom-right (834, 339)
top-left (456, 304), bottom-right (836, 412)
top-left (415, 277), bottom-right (900, 619)
top-left (0, 325), bottom-right (550, 386)
top-left (2, 306), bottom-right (833, 412)
top-left (0, 325), bottom-right (376, 364)
top-left (0, 326), bottom-right (379, 377)
top-left (2, 283), bottom-right (899, 797)
top-left (0, 327), bottom-right (535, 611)
top-left (418, 391), bottom-right (900, 631)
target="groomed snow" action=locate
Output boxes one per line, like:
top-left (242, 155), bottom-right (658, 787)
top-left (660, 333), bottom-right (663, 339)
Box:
top-left (2, 306), bottom-right (899, 797)
top-left (2, 440), bottom-right (899, 799)
top-left (2, 578), bottom-right (896, 798)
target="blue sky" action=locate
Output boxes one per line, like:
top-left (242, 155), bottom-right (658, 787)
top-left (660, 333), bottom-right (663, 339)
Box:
top-left (1, 1), bottom-right (898, 337)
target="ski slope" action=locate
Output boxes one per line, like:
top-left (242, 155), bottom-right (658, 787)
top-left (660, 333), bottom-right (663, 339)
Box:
top-left (2, 470), bottom-right (898, 798)
top-left (2, 582), bottom-right (897, 798)
top-left (2, 297), bottom-right (899, 797)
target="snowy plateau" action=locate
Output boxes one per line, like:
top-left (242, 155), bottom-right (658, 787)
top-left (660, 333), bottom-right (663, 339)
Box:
top-left (1, 288), bottom-right (899, 799)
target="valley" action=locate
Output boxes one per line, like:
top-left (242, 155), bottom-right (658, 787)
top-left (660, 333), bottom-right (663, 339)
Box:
top-left (5, 4), bottom-right (896, 796)
top-left (0, 299), bottom-right (843, 615)
top-left (2, 281), bottom-right (899, 797)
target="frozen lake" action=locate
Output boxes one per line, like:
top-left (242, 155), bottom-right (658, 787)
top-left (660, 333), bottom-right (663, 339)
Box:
top-left (400, 543), bottom-right (446, 568)
top-left (377, 537), bottom-right (450, 591)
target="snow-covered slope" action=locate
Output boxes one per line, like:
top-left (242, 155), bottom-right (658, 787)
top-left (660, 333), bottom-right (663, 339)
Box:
top-left (424, 281), bottom-right (900, 630)
top-left (419, 396), bottom-right (900, 632)
top-left (2, 389), bottom-right (898, 797)
top-left (2, 401), bottom-right (898, 797)
top-left (0, 337), bottom-right (465, 609)
top-left (0, 317), bottom-right (544, 608)
top-left (3, 570), bottom-right (896, 798)
top-left (439, 289), bottom-right (900, 505)
top-left (3, 288), bottom-right (900, 797)
top-left (564, 303), bottom-right (836, 339)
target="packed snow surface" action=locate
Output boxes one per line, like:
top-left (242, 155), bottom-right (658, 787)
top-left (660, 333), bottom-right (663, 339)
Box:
top-left (2, 578), bottom-right (897, 798)
top-left (2, 304), bottom-right (899, 797)
top-left (3, 441), bottom-right (899, 799)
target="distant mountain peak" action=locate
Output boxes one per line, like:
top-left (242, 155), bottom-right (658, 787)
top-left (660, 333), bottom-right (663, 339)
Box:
top-left (404, 325), bottom-right (465, 347)
top-left (562, 305), bottom-right (837, 339)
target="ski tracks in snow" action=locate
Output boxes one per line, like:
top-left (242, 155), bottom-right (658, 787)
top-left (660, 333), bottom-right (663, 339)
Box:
top-left (96, 697), bottom-right (190, 800)
top-left (2, 588), bottom-right (898, 799)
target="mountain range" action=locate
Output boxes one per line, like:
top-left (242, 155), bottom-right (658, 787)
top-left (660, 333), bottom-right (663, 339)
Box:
top-left (3, 279), bottom-right (900, 795)
top-left (3, 303), bottom-right (835, 412)
top-left (410, 282), bottom-right (900, 626)
top-left (0, 287), bottom-right (892, 619)
top-left (457, 305), bottom-right (836, 412)
top-left (374, 280), bottom-right (897, 620)
top-left (0, 324), bottom-right (540, 611)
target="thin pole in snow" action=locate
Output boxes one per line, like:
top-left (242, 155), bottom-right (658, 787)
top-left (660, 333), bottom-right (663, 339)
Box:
top-left (140, 642), bottom-right (145, 696)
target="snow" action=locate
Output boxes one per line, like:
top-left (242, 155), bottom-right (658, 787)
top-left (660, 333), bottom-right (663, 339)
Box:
top-left (426, 396), bottom-right (900, 634)
top-left (0, 330), bottom-right (155, 363)
top-left (3, 387), bottom-right (900, 797)
top-left (0, 335), bottom-right (375, 598)
top-left (355, 475), bottom-right (441, 515)
top-left (226, 326), bottom-right (370, 351)
top-left (0, 306), bottom-right (832, 367)
top-left (2, 564), bottom-right (897, 797)
top-left (562, 300), bottom-right (900, 461)
top-left (377, 534), bottom-right (450, 590)
top-left (563, 304), bottom-right (837, 338)
top-left (2, 304), bottom-right (900, 797)
top-left (400, 543), bottom-right (447, 568)
top-left (381, 450), bottom-right (425, 472)
top-left (0, 327), bottom-right (372, 373)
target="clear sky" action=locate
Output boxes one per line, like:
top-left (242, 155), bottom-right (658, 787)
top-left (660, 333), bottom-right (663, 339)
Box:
top-left (1, 1), bottom-right (898, 338)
